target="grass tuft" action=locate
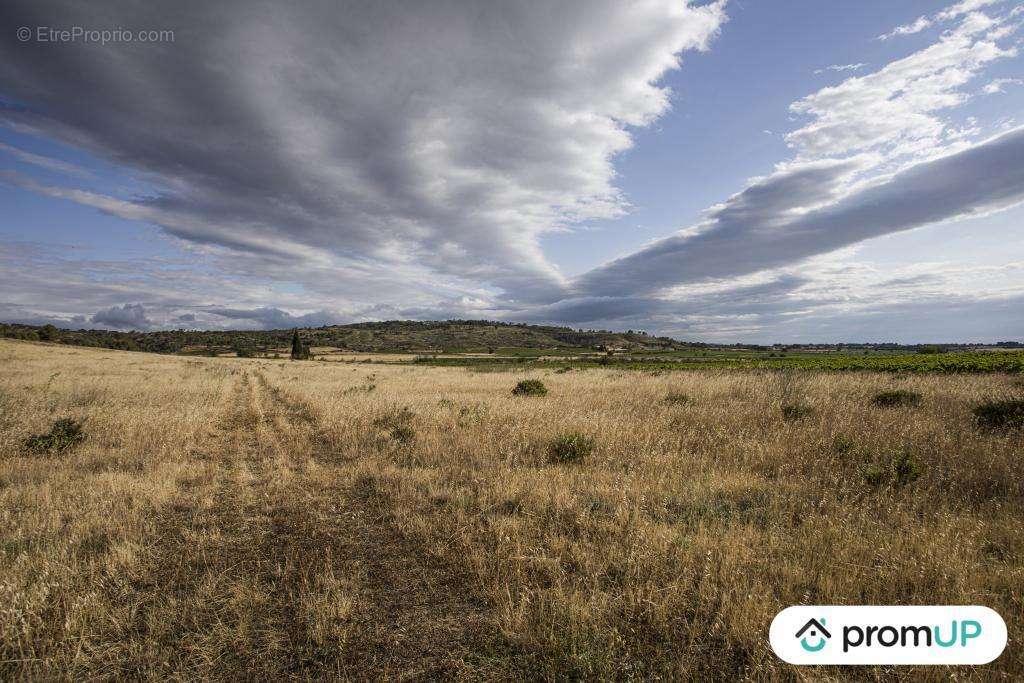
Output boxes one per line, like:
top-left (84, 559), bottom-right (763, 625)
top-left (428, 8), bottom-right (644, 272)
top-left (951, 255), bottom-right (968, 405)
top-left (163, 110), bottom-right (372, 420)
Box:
top-left (389, 424), bottom-right (416, 443)
top-left (781, 403), bottom-right (814, 421)
top-left (663, 392), bottom-right (694, 406)
top-left (864, 449), bottom-right (924, 489)
top-left (871, 389), bottom-right (922, 408)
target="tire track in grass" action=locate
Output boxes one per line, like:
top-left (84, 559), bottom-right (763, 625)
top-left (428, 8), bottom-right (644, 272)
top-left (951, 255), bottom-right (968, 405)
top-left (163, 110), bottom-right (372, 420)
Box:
top-left (97, 367), bottom-right (499, 680)
top-left (253, 368), bottom-right (498, 678)
top-left (95, 370), bottom-right (333, 679)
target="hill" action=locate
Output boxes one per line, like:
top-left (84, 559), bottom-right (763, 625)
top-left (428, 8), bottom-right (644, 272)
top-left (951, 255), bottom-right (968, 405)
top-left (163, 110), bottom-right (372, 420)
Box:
top-left (0, 320), bottom-right (694, 355)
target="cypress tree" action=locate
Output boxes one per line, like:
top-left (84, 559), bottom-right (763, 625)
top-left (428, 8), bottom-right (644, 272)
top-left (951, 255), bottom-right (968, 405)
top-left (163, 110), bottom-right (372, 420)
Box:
top-left (290, 328), bottom-right (307, 360)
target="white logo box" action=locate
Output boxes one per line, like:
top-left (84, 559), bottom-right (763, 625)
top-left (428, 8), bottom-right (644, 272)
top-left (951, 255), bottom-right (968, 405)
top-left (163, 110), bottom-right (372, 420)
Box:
top-left (770, 605), bottom-right (1007, 665)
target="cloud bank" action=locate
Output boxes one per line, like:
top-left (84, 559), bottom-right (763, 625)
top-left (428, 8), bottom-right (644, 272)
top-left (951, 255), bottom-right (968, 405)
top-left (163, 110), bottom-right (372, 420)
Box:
top-left (0, 0), bottom-right (725, 305)
top-left (1, 0), bottom-right (1023, 341)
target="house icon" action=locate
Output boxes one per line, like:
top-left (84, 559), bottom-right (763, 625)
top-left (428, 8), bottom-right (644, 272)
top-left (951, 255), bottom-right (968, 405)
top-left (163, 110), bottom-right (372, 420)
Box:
top-left (795, 618), bottom-right (831, 652)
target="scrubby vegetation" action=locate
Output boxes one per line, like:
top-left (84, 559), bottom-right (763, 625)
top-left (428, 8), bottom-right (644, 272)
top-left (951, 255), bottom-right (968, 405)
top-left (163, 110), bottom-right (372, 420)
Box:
top-left (973, 397), bottom-right (1024, 430)
top-left (22, 417), bottom-right (86, 454)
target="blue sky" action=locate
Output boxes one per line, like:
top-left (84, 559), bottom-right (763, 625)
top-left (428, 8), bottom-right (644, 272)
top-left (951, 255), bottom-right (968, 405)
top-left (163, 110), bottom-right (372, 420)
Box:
top-left (1, 0), bottom-right (1023, 342)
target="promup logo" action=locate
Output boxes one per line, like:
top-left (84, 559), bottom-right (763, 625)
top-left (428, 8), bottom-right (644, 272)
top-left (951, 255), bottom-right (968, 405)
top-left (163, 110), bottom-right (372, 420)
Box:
top-left (795, 618), bottom-right (830, 652)
top-left (770, 606), bottom-right (1006, 665)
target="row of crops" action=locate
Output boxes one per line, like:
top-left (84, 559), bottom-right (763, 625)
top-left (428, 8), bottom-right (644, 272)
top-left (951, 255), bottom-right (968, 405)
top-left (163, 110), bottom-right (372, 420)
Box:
top-left (754, 351), bottom-right (1024, 373)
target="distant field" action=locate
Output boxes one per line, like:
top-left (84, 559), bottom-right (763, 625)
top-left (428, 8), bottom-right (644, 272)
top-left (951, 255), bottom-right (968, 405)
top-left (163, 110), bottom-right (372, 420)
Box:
top-left (409, 348), bottom-right (1024, 373)
top-left (1, 339), bottom-right (1022, 679)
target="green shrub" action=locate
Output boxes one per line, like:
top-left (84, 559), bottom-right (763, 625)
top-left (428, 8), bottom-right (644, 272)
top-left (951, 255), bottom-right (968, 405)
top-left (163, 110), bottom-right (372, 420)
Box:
top-left (38, 324), bottom-right (61, 342)
top-left (23, 418), bottom-right (86, 454)
top-left (832, 433), bottom-right (856, 456)
top-left (973, 398), bottom-right (1024, 431)
top-left (664, 392), bottom-right (694, 406)
top-left (781, 403), bottom-right (814, 421)
top-left (512, 379), bottom-right (548, 397)
top-left (865, 450), bottom-right (923, 489)
top-left (548, 432), bottom-right (595, 464)
top-left (871, 389), bottom-right (922, 408)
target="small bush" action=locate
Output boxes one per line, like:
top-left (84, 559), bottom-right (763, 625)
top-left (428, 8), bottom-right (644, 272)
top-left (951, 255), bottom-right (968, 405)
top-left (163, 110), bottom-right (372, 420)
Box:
top-left (871, 389), bottom-right (922, 408)
top-left (512, 379), bottom-right (548, 397)
top-left (548, 432), bottom-right (595, 464)
top-left (373, 406), bottom-right (415, 429)
top-left (973, 398), bottom-right (1024, 431)
top-left (781, 403), bottom-right (814, 421)
top-left (664, 392), bottom-right (694, 406)
top-left (833, 433), bottom-right (856, 456)
top-left (23, 418), bottom-right (86, 454)
top-left (389, 425), bottom-right (416, 443)
top-left (865, 450), bottom-right (923, 489)
top-left (554, 366), bottom-right (572, 374)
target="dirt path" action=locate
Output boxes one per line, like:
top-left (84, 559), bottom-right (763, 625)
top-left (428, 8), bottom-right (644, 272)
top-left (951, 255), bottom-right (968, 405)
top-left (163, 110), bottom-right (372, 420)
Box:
top-left (107, 369), bottom-right (495, 680)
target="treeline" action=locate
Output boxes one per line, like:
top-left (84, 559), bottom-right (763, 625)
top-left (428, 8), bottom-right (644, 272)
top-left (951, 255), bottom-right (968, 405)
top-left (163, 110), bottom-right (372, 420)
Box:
top-left (3, 321), bottom-right (1019, 356)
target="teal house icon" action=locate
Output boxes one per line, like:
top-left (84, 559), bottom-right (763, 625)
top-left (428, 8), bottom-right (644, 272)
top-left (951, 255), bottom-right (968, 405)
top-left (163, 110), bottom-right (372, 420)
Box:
top-left (795, 618), bottom-right (831, 652)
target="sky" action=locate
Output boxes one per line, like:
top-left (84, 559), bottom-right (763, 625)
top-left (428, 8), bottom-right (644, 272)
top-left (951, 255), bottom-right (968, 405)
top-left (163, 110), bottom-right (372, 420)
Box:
top-left (1, 0), bottom-right (1023, 343)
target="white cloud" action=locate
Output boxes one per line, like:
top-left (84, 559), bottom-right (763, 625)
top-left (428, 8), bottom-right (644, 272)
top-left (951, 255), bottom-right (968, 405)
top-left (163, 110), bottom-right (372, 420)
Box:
top-left (790, 11), bottom-right (1018, 160)
top-left (0, 143), bottom-right (93, 178)
top-left (877, 1), bottom-right (1010, 41)
top-left (938, 0), bottom-right (1008, 21)
top-left (877, 16), bottom-right (933, 41)
top-left (983, 77), bottom-right (1024, 92)
top-left (813, 63), bottom-right (867, 75)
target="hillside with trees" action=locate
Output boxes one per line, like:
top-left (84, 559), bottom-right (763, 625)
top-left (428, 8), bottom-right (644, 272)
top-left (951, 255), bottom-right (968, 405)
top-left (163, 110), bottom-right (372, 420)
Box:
top-left (0, 320), bottom-right (692, 355)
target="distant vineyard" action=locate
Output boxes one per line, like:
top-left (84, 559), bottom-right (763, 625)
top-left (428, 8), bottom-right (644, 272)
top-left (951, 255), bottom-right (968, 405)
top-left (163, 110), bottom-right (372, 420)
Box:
top-left (756, 351), bottom-right (1024, 373)
top-left (418, 350), bottom-right (1024, 373)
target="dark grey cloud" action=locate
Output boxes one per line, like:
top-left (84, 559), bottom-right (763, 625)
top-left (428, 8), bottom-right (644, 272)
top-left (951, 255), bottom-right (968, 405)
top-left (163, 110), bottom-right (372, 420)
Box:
top-left (576, 127), bottom-right (1024, 297)
top-left (91, 303), bottom-right (152, 330)
top-left (207, 307), bottom-right (340, 330)
top-left (0, 0), bottom-right (725, 304)
top-left (509, 274), bottom-right (810, 325)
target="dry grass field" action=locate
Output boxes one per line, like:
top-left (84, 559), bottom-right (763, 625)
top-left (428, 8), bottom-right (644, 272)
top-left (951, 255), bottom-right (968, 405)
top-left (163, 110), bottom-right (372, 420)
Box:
top-left (1, 338), bottom-right (1021, 680)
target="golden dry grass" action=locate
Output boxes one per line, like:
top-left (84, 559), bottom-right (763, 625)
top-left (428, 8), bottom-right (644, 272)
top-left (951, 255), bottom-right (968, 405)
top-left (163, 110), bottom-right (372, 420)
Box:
top-left (1, 338), bottom-right (1021, 680)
